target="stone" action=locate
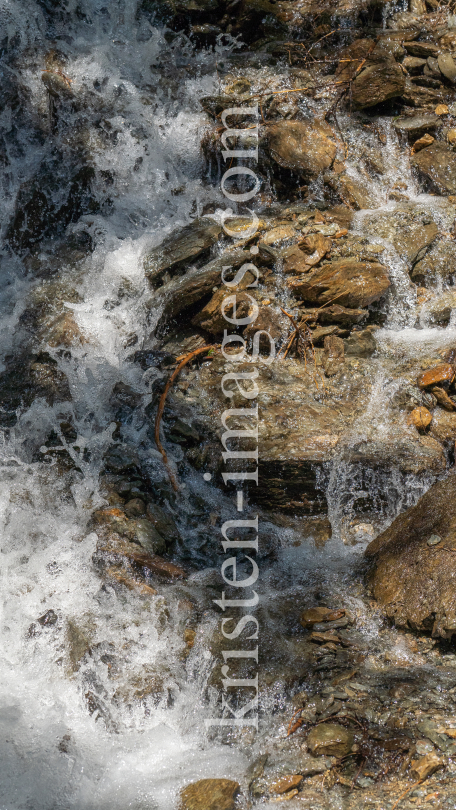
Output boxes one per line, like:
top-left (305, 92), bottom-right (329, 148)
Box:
top-left (404, 41), bottom-right (439, 58)
top-left (124, 498), bottom-right (146, 518)
top-left (417, 363), bottom-right (454, 389)
top-left (306, 723), bottom-right (354, 757)
top-left (350, 61), bottom-right (406, 108)
top-left (41, 70), bottom-right (73, 98)
top-left (427, 533), bottom-right (442, 546)
top-left (323, 335), bottom-right (345, 377)
top-left (243, 305), bottom-right (289, 342)
top-left (438, 53), bottom-right (456, 83)
top-left (146, 503), bottom-right (182, 543)
top-left (66, 619), bottom-right (93, 672)
top-left (270, 774), bottom-right (303, 794)
top-left (179, 778), bottom-right (240, 810)
top-left (267, 120), bottom-right (337, 180)
top-left (362, 205), bottom-right (438, 265)
top-left (103, 445), bottom-right (139, 474)
top-left (411, 752), bottom-right (444, 781)
top-left (408, 406), bottom-right (432, 430)
top-left (412, 133), bottom-right (434, 152)
top-left (392, 114), bottom-right (439, 136)
top-left (289, 261), bottom-right (390, 308)
top-left (94, 532), bottom-right (187, 582)
top-left (327, 172), bottom-right (376, 210)
top-left (431, 386), bottom-right (456, 411)
top-left (300, 607), bottom-right (345, 628)
top-left (344, 329), bottom-right (377, 358)
top-left (37, 609), bottom-right (58, 626)
top-left (261, 224), bottom-right (296, 245)
top-left (335, 38), bottom-right (376, 82)
top-left (435, 103), bottom-right (450, 115)
top-left (409, 0), bottom-right (426, 12)
top-left (412, 236), bottom-right (456, 282)
top-left (402, 56), bottom-right (427, 74)
top-left (448, 129), bottom-right (456, 145)
top-left (192, 288), bottom-right (257, 334)
top-left (317, 304), bottom-right (367, 327)
top-left (144, 218), bottom-right (222, 284)
top-left (365, 471), bottom-right (456, 636)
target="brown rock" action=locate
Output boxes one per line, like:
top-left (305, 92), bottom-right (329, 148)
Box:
top-left (244, 305), bottom-right (289, 342)
top-left (317, 304), bottom-right (367, 327)
top-left (404, 41), bottom-right (439, 58)
top-left (179, 778), bottom-right (240, 810)
top-left (412, 133), bottom-right (434, 153)
top-left (298, 233), bottom-right (332, 267)
top-left (417, 363), bottom-right (454, 389)
top-left (270, 774), bottom-right (303, 795)
top-left (327, 172), bottom-right (376, 210)
top-left (344, 328), bottom-right (377, 358)
top-left (192, 288), bottom-right (257, 335)
top-left (408, 406), bottom-right (432, 430)
top-left (411, 752), bottom-right (444, 781)
top-left (438, 53), bottom-right (456, 83)
top-left (432, 386), bottom-right (456, 411)
top-left (335, 38), bottom-right (376, 83)
top-left (430, 410), bottom-right (456, 444)
top-left (323, 335), bottom-right (345, 377)
top-left (413, 142), bottom-right (456, 193)
top-left (351, 61), bottom-right (406, 108)
top-left (365, 471), bottom-right (456, 636)
top-left (288, 260), bottom-right (390, 308)
top-left (267, 120), bottom-right (337, 179)
top-left (300, 607), bottom-right (345, 628)
top-left (307, 723), bottom-right (354, 757)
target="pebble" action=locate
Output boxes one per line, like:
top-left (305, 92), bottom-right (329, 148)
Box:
top-left (306, 723), bottom-right (354, 757)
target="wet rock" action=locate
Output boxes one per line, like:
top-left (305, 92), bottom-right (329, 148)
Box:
top-left (144, 218), bottom-right (222, 284)
top-left (261, 224), bottom-right (296, 245)
top-left (105, 567), bottom-right (157, 596)
top-left (438, 53), bottom-right (456, 83)
top-left (316, 304), bottom-right (367, 328)
top-left (66, 618), bottom-right (93, 672)
top-left (351, 61), bottom-right (406, 108)
top-left (323, 335), bottom-right (344, 377)
top-left (179, 778), bottom-right (240, 810)
top-left (430, 410), bottom-right (456, 444)
top-left (412, 142), bottom-right (456, 194)
top-left (412, 236), bottom-right (456, 283)
top-left (435, 103), bottom-right (449, 115)
top-left (41, 70), bottom-right (73, 98)
top-left (124, 498), bottom-right (146, 518)
top-left (306, 723), bottom-right (354, 757)
top-left (411, 752), bottom-right (444, 780)
top-left (156, 248), bottom-right (251, 323)
top-left (244, 305), bottom-right (289, 343)
top-left (402, 56), bottom-right (427, 74)
top-left (289, 260), bottom-right (390, 308)
top-left (267, 120), bottom-right (337, 180)
top-left (335, 38), bottom-right (375, 82)
top-left (38, 609), bottom-right (58, 626)
top-left (192, 288), bottom-right (257, 335)
top-left (402, 80), bottom-right (443, 107)
top-left (431, 386), bottom-right (456, 411)
top-left (327, 171), bottom-right (376, 210)
top-left (146, 503), bottom-right (182, 543)
top-left (103, 445), bottom-right (139, 474)
top-left (344, 328), bottom-right (377, 358)
top-left (412, 133), bottom-right (434, 152)
top-left (95, 531), bottom-right (186, 582)
top-left (269, 774), bottom-right (302, 794)
top-left (417, 363), bottom-right (454, 389)
top-left (362, 205), bottom-right (439, 265)
top-left (365, 471), bottom-right (456, 636)
top-left (408, 406), bottom-right (432, 430)
top-left (300, 607), bottom-right (346, 628)
top-left (404, 41), bottom-right (439, 58)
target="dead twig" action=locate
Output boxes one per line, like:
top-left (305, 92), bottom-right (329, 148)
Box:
top-left (286, 707), bottom-right (304, 736)
top-left (155, 345), bottom-right (216, 491)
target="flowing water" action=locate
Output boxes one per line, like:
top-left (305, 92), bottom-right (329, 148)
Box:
top-left (3, 1), bottom-right (456, 808)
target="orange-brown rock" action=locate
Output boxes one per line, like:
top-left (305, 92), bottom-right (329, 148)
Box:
top-left (432, 386), bottom-right (456, 411)
top-left (408, 406), bottom-right (432, 430)
top-left (288, 260), bottom-right (390, 308)
top-left (323, 335), bottom-right (345, 377)
top-left (417, 363), bottom-right (454, 389)
top-left (365, 471), bottom-right (456, 637)
top-left (95, 532), bottom-right (187, 582)
top-left (270, 774), bottom-right (303, 795)
top-left (192, 288), bottom-right (257, 335)
top-left (300, 607), bottom-right (345, 628)
top-left (350, 61), bottom-right (406, 109)
top-left (179, 779), bottom-right (240, 810)
top-left (267, 120), bottom-right (337, 180)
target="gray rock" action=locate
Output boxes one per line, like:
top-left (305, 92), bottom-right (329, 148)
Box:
top-left (144, 218), bottom-right (222, 284)
top-left (392, 114), bottom-right (439, 136)
top-left (344, 329), bottom-right (377, 358)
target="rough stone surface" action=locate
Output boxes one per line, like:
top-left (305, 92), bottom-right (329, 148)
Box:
top-left (351, 61), bottom-right (406, 108)
top-left (179, 779), bottom-right (240, 810)
top-left (412, 143), bottom-right (456, 194)
top-left (288, 260), bottom-right (390, 308)
top-left (365, 472), bottom-right (456, 637)
top-left (307, 723), bottom-right (354, 757)
top-left (267, 120), bottom-right (337, 179)
top-left (144, 218), bottom-right (222, 283)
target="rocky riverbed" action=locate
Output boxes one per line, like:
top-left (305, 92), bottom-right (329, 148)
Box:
top-left (5, 0), bottom-right (456, 808)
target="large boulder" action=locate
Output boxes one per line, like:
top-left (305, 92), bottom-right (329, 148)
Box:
top-left (365, 472), bottom-right (456, 637)
top-left (350, 61), bottom-right (406, 108)
top-left (267, 120), bottom-right (337, 180)
top-left (412, 143), bottom-right (456, 195)
top-left (288, 260), bottom-right (390, 308)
